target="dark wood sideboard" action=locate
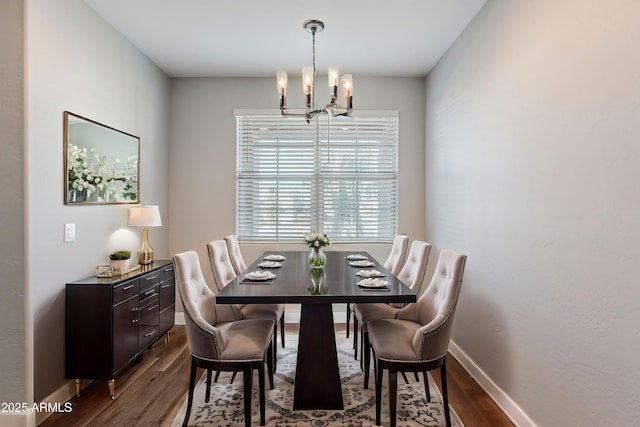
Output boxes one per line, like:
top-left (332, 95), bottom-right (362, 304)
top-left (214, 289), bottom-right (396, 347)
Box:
top-left (65, 259), bottom-right (175, 398)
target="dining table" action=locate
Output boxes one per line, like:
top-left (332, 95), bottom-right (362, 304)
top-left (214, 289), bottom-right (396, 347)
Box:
top-left (215, 250), bottom-right (417, 410)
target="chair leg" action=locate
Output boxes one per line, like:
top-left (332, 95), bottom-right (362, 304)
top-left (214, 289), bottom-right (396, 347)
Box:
top-left (360, 331), bottom-right (366, 370)
top-left (353, 317), bottom-right (359, 357)
top-left (243, 366), bottom-right (253, 427)
top-left (258, 362), bottom-right (266, 426)
top-left (346, 303), bottom-right (351, 338)
top-left (389, 367), bottom-right (398, 427)
top-left (441, 359), bottom-right (451, 427)
top-left (183, 356), bottom-right (197, 427)
top-left (422, 371), bottom-right (431, 403)
top-left (273, 324), bottom-right (278, 372)
top-left (280, 312), bottom-right (285, 348)
top-left (205, 369), bottom-right (213, 403)
top-left (230, 371), bottom-right (237, 384)
top-left (214, 370), bottom-right (220, 382)
top-left (363, 332), bottom-right (371, 389)
top-left (375, 360), bottom-right (383, 425)
top-left (401, 371), bottom-right (409, 384)
top-left (414, 372), bottom-right (419, 381)
top-left (267, 341), bottom-right (274, 390)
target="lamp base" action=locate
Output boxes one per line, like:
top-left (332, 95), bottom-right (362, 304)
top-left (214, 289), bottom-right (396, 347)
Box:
top-left (137, 229), bottom-right (154, 265)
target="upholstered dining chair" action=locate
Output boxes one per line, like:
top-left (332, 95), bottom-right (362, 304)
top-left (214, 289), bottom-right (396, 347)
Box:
top-left (346, 235), bottom-right (409, 339)
top-left (352, 240), bottom-right (431, 373)
top-left (225, 234), bottom-right (248, 275)
top-left (173, 250), bottom-right (274, 427)
top-left (366, 249), bottom-right (467, 427)
top-left (207, 240), bottom-right (285, 367)
top-left (223, 235), bottom-right (286, 340)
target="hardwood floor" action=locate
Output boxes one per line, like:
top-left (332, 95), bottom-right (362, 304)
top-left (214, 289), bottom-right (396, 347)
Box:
top-left (40, 324), bottom-right (513, 427)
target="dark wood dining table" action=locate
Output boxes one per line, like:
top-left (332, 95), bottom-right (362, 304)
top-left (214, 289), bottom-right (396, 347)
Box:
top-left (215, 250), bottom-right (416, 410)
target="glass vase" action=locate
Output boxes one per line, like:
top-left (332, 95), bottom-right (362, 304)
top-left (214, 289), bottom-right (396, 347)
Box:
top-left (309, 247), bottom-right (326, 269)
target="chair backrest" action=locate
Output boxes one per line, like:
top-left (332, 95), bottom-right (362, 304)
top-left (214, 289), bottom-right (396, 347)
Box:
top-left (225, 234), bottom-right (247, 275)
top-left (395, 240), bottom-right (431, 294)
top-left (173, 250), bottom-right (236, 360)
top-left (207, 239), bottom-right (238, 292)
top-left (383, 234), bottom-right (409, 276)
top-left (399, 249), bottom-right (467, 361)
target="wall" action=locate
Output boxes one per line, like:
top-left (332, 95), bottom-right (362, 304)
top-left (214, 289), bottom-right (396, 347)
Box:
top-left (425, 1), bottom-right (640, 426)
top-left (25, 0), bottom-right (170, 409)
top-left (0, 0), bottom-right (28, 418)
top-left (169, 77), bottom-right (426, 303)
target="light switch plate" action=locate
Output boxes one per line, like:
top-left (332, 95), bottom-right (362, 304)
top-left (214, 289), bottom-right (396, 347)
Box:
top-left (64, 223), bottom-right (76, 242)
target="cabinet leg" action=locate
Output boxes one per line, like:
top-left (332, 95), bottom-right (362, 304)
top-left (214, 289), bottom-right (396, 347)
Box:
top-left (108, 379), bottom-right (115, 399)
top-left (164, 332), bottom-right (171, 345)
top-left (74, 379), bottom-right (81, 397)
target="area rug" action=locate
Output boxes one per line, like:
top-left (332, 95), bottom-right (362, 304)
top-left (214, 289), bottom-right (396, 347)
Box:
top-left (173, 328), bottom-right (463, 427)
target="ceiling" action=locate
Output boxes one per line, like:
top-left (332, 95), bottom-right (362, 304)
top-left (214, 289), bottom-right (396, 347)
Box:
top-left (84, 0), bottom-right (486, 78)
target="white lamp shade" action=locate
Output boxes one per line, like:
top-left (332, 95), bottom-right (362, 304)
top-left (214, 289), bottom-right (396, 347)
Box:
top-left (128, 205), bottom-right (162, 227)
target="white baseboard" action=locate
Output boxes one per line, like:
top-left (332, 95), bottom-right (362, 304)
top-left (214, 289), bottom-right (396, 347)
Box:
top-left (448, 340), bottom-right (537, 427)
top-left (175, 311), bottom-right (185, 325)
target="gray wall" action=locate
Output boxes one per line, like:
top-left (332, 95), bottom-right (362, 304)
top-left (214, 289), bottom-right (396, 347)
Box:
top-left (0, 0), bottom-right (27, 407)
top-left (425, 1), bottom-right (640, 426)
top-left (24, 0), bottom-right (171, 408)
top-left (169, 76), bottom-right (427, 296)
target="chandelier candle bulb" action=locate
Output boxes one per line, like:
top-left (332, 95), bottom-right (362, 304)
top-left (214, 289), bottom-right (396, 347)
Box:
top-left (328, 66), bottom-right (339, 102)
top-left (342, 74), bottom-right (353, 109)
top-left (277, 70), bottom-right (288, 109)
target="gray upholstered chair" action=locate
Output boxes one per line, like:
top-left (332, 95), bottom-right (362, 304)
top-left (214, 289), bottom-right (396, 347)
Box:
top-left (353, 240), bottom-right (431, 376)
top-left (367, 249), bottom-right (467, 427)
top-left (346, 235), bottom-right (409, 339)
top-left (173, 250), bottom-right (274, 427)
top-left (225, 234), bottom-right (248, 275)
top-left (207, 240), bottom-right (285, 367)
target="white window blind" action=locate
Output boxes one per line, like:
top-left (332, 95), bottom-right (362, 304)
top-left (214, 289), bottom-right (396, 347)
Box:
top-left (236, 111), bottom-right (398, 242)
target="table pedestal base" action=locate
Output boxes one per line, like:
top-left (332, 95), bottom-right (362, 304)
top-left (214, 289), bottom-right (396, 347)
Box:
top-left (293, 303), bottom-right (343, 410)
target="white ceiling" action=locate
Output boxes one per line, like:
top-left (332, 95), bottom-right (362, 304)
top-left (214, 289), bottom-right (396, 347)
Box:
top-left (84, 0), bottom-right (486, 78)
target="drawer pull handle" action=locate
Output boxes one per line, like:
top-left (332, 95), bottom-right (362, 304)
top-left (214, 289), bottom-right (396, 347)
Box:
top-left (144, 289), bottom-right (157, 296)
top-left (145, 275), bottom-right (158, 281)
top-left (147, 305), bottom-right (159, 312)
top-left (131, 308), bottom-right (139, 323)
top-left (163, 267), bottom-right (173, 272)
top-left (122, 284), bottom-right (135, 290)
top-left (161, 284), bottom-right (171, 289)
top-left (144, 331), bottom-right (156, 338)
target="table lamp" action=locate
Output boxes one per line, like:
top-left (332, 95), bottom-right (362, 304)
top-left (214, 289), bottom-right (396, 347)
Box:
top-left (128, 205), bottom-right (162, 265)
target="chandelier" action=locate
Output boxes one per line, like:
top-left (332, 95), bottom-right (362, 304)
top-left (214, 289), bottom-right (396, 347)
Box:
top-left (277, 19), bottom-right (353, 123)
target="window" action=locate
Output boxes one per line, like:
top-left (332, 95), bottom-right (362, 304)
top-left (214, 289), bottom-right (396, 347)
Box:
top-left (235, 111), bottom-right (398, 242)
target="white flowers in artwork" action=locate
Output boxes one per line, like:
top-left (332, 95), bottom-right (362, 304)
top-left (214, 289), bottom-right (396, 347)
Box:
top-left (67, 143), bottom-right (138, 202)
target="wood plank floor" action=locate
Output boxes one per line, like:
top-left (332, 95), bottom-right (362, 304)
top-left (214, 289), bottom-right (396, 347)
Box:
top-left (40, 324), bottom-right (514, 427)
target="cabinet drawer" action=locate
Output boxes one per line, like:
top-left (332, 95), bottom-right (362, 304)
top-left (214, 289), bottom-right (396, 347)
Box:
top-left (139, 271), bottom-right (161, 292)
top-left (160, 264), bottom-right (174, 282)
top-left (113, 279), bottom-right (139, 305)
top-left (139, 299), bottom-right (159, 325)
top-left (139, 284), bottom-right (159, 307)
top-left (138, 324), bottom-right (159, 349)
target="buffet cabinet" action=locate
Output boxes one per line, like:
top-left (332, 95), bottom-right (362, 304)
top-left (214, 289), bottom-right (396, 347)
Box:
top-left (65, 260), bottom-right (175, 398)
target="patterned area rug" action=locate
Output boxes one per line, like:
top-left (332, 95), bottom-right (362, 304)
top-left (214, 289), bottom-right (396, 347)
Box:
top-left (173, 328), bottom-right (463, 427)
